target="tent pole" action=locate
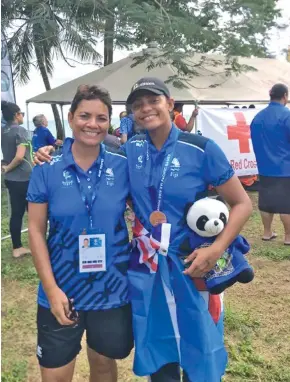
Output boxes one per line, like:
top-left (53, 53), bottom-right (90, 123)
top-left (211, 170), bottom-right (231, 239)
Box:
top-left (60, 104), bottom-right (65, 138)
top-left (194, 100), bottom-right (199, 134)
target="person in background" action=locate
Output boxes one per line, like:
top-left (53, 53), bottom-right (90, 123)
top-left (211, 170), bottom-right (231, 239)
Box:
top-left (120, 111), bottom-right (127, 120)
top-left (249, 104), bottom-right (256, 109)
top-left (250, 83), bottom-right (290, 245)
top-left (32, 114), bottom-right (62, 152)
top-left (103, 130), bottom-right (121, 149)
top-left (173, 102), bottom-right (198, 132)
top-left (1, 101), bottom-right (33, 258)
top-left (113, 111), bottom-right (126, 138)
top-left (120, 107), bottom-right (137, 144)
top-left (239, 175), bottom-right (258, 191)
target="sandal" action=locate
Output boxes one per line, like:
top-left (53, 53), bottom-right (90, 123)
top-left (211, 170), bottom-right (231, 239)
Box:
top-left (262, 233), bottom-right (277, 241)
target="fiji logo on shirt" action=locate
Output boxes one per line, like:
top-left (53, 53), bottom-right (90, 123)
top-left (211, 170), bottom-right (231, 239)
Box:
top-left (136, 155), bottom-right (143, 170)
top-left (170, 157), bottom-right (180, 178)
top-left (62, 170), bottom-right (73, 187)
top-left (105, 168), bottom-right (114, 186)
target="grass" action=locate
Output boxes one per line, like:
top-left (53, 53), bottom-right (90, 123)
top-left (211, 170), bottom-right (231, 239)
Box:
top-left (1, 190), bottom-right (290, 381)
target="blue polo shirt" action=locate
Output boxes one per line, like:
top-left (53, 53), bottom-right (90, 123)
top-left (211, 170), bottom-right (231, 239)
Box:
top-left (250, 102), bottom-right (290, 177)
top-left (32, 126), bottom-right (56, 152)
top-left (120, 114), bottom-right (135, 139)
top-left (27, 138), bottom-right (130, 311)
top-left (125, 126), bottom-right (235, 263)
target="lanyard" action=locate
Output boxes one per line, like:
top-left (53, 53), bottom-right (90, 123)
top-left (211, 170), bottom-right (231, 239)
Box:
top-left (146, 142), bottom-right (176, 212)
top-left (74, 153), bottom-right (105, 229)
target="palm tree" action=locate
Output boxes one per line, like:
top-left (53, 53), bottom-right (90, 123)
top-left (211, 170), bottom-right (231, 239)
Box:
top-left (2, 0), bottom-right (102, 138)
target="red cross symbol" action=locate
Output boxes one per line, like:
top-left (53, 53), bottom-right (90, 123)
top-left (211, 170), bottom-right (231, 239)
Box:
top-left (227, 112), bottom-right (251, 153)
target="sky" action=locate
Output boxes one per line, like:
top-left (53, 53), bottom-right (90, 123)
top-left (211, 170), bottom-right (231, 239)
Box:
top-left (14, 0), bottom-right (290, 122)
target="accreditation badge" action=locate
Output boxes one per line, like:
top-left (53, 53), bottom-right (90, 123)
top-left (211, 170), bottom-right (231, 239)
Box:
top-left (79, 234), bottom-right (106, 273)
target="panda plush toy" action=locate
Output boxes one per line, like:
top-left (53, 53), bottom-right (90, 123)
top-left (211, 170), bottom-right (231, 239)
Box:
top-left (185, 197), bottom-right (254, 295)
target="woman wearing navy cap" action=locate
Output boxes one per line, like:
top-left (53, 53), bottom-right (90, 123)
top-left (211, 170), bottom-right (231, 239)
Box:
top-left (28, 85), bottom-right (133, 382)
top-left (35, 78), bottom-right (252, 382)
top-left (123, 77), bottom-right (252, 382)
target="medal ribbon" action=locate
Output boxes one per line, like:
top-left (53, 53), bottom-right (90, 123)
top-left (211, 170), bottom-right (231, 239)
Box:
top-left (147, 142), bottom-right (177, 212)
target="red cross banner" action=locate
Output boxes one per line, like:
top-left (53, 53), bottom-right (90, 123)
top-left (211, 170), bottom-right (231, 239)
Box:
top-left (197, 108), bottom-right (260, 176)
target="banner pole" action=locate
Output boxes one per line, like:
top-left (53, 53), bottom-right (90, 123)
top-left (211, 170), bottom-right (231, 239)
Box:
top-left (194, 100), bottom-right (199, 134)
top-left (60, 104), bottom-right (65, 138)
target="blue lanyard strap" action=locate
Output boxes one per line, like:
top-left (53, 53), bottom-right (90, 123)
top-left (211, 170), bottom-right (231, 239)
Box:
top-left (74, 152), bottom-right (105, 228)
top-left (147, 142), bottom-right (176, 212)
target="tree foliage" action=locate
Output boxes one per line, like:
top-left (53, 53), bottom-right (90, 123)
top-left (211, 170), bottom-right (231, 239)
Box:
top-left (1, 0), bottom-right (282, 121)
top-left (3, 0), bottom-right (282, 78)
top-left (1, 0), bottom-right (104, 137)
top-left (115, 0), bottom-right (281, 84)
top-left (61, 0), bottom-right (282, 84)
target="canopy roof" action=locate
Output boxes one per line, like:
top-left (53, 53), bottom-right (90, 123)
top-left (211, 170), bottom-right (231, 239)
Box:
top-left (26, 52), bottom-right (290, 105)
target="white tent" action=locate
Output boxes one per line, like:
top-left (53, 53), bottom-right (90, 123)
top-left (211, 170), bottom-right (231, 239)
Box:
top-left (26, 51), bottom-right (290, 106)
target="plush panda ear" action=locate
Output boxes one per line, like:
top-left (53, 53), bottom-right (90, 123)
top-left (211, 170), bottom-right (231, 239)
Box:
top-left (184, 202), bottom-right (194, 217)
top-left (209, 195), bottom-right (226, 205)
top-left (195, 190), bottom-right (209, 201)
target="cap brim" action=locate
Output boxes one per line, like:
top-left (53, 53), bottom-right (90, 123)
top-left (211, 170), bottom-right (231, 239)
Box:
top-left (126, 87), bottom-right (164, 105)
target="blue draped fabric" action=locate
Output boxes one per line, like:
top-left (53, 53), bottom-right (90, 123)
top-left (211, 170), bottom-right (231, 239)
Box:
top-left (128, 246), bottom-right (228, 382)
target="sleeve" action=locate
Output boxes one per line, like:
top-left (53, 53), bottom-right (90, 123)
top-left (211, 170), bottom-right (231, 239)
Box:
top-left (15, 127), bottom-right (29, 146)
top-left (27, 165), bottom-right (49, 203)
top-left (174, 114), bottom-right (187, 131)
top-left (45, 129), bottom-right (56, 146)
top-left (120, 142), bottom-right (128, 154)
top-left (202, 139), bottom-right (235, 187)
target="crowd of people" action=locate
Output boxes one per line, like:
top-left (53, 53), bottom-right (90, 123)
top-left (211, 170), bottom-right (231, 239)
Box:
top-left (1, 80), bottom-right (289, 382)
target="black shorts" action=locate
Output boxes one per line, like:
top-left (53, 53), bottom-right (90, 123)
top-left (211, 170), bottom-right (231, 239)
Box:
top-left (36, 304), bottom-right (134, 369)
top-left (259, 175), bottom-right (290, 214)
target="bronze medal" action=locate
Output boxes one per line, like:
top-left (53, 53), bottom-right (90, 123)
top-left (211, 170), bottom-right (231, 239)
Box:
top-left (149, 211), bottom-right (167, 227)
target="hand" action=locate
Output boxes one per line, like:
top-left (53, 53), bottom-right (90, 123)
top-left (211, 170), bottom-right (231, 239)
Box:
top-left (55, 139), bottom-right (63, 146)
top-left (2, 165), bottom-right (8, 173)
top-left (33, 145), bottom-right (55, 165)
top-left (47, 286), bottom-right (75, 325)
top-left (183, 245), bottom-right (222, 278)
top-left (192, 107), bottom-right (199, 118)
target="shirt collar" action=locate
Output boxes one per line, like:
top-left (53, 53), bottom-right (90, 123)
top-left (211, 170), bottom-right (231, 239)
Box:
top-left (62, 138), bottom-right (104, 171)
top-left (146, 124), bottom-right (180, 153)
top-left (6, 122), bottom-right (19, 129)
top-left (269, 101), bottom-right (284, 107)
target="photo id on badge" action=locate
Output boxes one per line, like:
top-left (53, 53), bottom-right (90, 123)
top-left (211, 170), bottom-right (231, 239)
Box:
top-left (79, 234), bottom-right (106, 273)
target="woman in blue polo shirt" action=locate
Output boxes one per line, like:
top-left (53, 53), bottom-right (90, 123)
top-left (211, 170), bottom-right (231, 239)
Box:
top-left (27, 85), bottom-right (133, 382)
top-left (35, 79), bottom-right (253, 382)
top-left (123, 78), bottom-right (252, 382)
